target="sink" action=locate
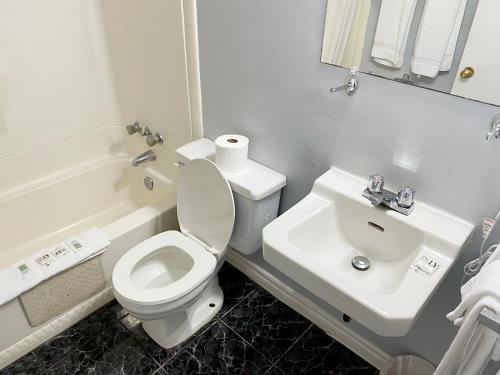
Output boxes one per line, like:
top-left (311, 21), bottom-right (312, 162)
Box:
top-left (263, 167), bottom-right (474, 336)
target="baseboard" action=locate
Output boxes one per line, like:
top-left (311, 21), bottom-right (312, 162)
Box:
top-left (0, 288), bottom-right (114, 369)
top-left (226, 250), bottom-right (390, 370)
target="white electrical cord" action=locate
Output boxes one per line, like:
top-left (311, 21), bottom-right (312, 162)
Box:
top-left (463, 243), bottom-right (498, 278)
top-left (461, 209), bottom-right (500, 285)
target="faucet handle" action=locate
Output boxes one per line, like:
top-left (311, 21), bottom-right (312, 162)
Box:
top-left (486, 114), bottom-right (500, 140)
top-left (146, 132), bottom-right (164, 147)
top-left (126, 121), bottom-right (142, 135)
top-left (141, 127), bottom-right (164, 147)
top-left (367, 174), bottom-right (384, 194)
top-left (397, 186), bottom-right (415, 208)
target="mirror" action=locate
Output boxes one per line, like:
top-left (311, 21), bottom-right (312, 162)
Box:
top-left (321, 0), bottom-right (500, 106)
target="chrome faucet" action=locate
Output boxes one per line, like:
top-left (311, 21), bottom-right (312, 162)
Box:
top-left (142, 127), bottom-right (164, 147)
top-left (132, 150), bottom-right (156, 167)
top-left (330, 68), bottom-right (359, 96)
top-left (486, 114), bottom-right (500, 140)
top-left (126, 121), bottom-right (142, 135)
top-left (362, 174), bottom-right (415, 215)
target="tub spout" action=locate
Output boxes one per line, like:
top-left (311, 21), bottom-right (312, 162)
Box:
top-left (132, 150), bottom-right (156, 167)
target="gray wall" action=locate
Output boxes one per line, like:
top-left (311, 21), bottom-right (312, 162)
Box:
top-left (197, 0), bottom-right (500, 368)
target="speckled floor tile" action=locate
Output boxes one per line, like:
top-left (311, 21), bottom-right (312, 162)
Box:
top-left (217, 262), bottom-right (259, 316)
top-left (119, 314), bottom-right (194, 366)
top-left (33, 301), bottom-right (119, 366)
top-left (0, 352), bottom-right (47, 375)
top-left (106, 299), bottom-right (128, 320)
top-left (45, 324), bottom-right (160, 375)
top-left (263, 366), bottom-right (286, 375)
top-left (222, 286), bottom-right (311, 362)
top-left (275, 325), bottom-right (377, 375)
top-left (160, 321), bottom-right (272, 374)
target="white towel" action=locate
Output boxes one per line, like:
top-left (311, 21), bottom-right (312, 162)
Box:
top-left (437, 297), bottom-right (500, 375)
top-left (455, 318), bottom-right (500, 375)
top-left (0, 267), bottom-right (22, 305)
top-left (65, 227), bottom-right (110, 264)
top-left (321, 0), bottom-right (371, 68)
top-left (371, 0), bottom-right (417, 68)
top-left (448, 260), bottom-right (500, 325)
top-left (43, 244), bottom-right (77, 275)
top-left (486, 242), bottom-right (500, 265)
top-left (411, 0), bottom-right (468, 78)
top-left (435, 261), bottom-right (500, 374)
top-left (0, 227), bottom-right (110, 306)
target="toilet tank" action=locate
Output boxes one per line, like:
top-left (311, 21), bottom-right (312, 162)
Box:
top-left (176, 138), bottom-right (286, 254)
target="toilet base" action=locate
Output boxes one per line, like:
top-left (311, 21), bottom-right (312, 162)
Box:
top-left (142, 276), bottom-right (223, 349)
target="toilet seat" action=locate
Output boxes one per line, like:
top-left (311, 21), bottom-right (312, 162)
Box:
top-left (177, 158), bottom-right (235, 255)
top-left (112, 159), bottom-right (235, 319)
top-left (112, 231), bottom-right (217, 306)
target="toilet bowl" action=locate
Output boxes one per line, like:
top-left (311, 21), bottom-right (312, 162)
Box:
top-left (112, 158), bottom-right (235, 348)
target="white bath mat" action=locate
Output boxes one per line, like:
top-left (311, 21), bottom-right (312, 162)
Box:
top-left (0, 227), bottom-right (110, 307)
top-left (19, 257), bottom-right (106, 327)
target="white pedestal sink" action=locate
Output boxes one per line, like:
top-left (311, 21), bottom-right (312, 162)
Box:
top-left (263, 167), bottom-right (474, 336)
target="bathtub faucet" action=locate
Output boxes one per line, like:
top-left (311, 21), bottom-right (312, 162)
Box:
top-left (132, 150), bottom-right (156, 167)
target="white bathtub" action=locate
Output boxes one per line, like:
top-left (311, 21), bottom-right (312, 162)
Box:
top-left (0, 127), bottom-right (180, 367)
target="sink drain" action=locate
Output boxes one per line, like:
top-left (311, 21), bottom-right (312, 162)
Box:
top-left (352, 256), bottom-right (370, 271)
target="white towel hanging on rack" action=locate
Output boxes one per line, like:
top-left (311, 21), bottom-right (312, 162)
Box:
top-left (371, 0), bottom-right (417, 68)
top-left (435, 261), bottom-right (500, 374)
top-left (411, 0), bottom-right (468, 78)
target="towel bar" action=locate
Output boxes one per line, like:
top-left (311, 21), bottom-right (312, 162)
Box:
top-left (478, 308), bottom-right (500, 333)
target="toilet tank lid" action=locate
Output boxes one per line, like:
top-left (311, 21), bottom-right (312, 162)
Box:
top-left (176, 138), bottom-right (286, 201)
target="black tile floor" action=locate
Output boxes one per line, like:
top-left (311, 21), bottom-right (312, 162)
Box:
top-left (1, 264), bottom-right (378, 375)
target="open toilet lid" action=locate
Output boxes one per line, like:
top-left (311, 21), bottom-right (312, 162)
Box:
top-left (178, 158), bottom-right (235, 254)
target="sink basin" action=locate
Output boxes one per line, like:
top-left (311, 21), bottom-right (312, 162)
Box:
top-left (263, 167), bottom-right (474, 336)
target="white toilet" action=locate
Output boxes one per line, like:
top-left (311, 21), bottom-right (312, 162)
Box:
top-left (112, 139), bottom-right (286, 349)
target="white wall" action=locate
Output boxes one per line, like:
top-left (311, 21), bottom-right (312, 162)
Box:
top-left (0, 0), bottom-right (198, 362)
top-left (0, 0), bottom-right (193, 160)
top-left (197, 0), bottom-right (500, 370)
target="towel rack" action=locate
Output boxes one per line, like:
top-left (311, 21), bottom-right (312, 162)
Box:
top-left (478, 308), bottom-right (500, 333)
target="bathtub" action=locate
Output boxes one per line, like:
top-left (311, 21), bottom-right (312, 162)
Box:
top-left (0, 127), bottom-right (180, 367)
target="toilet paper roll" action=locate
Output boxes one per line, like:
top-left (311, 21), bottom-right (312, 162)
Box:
top-left (215, 134), bottom-right (249, 173)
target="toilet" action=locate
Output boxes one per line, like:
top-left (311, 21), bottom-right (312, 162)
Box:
top-left (112, 139), bottom-right (286, 349)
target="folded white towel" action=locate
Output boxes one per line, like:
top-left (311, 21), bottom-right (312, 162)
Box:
top-left (493, 338), bottom-right (500, 362)
top-left (38, 244), bottom-right (78, 276)
top-left (0, 227), bottom-right (110, 306)
top-left (321, 0), bottom-right (371, 68)
top-left (13, 258), bottom-right (46, 291)
top-left (455, 302), bottom-right (500, 375)
top-left (436, 296), bottom-right (500, 375)
top-left (371, 0), bottom-right (417, 68)
top-left (65, 227), bottom-right (110, 264)
top-left (486, 242), bottom-right (500, 265)
top-left (448, 260), bottom-right (500, 325)
top-left (411, 0), bottom-right (468, 78)
top-left (436, 260), bottom-right (500, 374)
top-left (0, 268), bottom-right (22, 305)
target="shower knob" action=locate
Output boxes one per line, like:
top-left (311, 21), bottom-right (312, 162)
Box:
top-left (146, 132), bottom-right (164, 147)
top-left (126, 121), bottom-right (142, 135)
